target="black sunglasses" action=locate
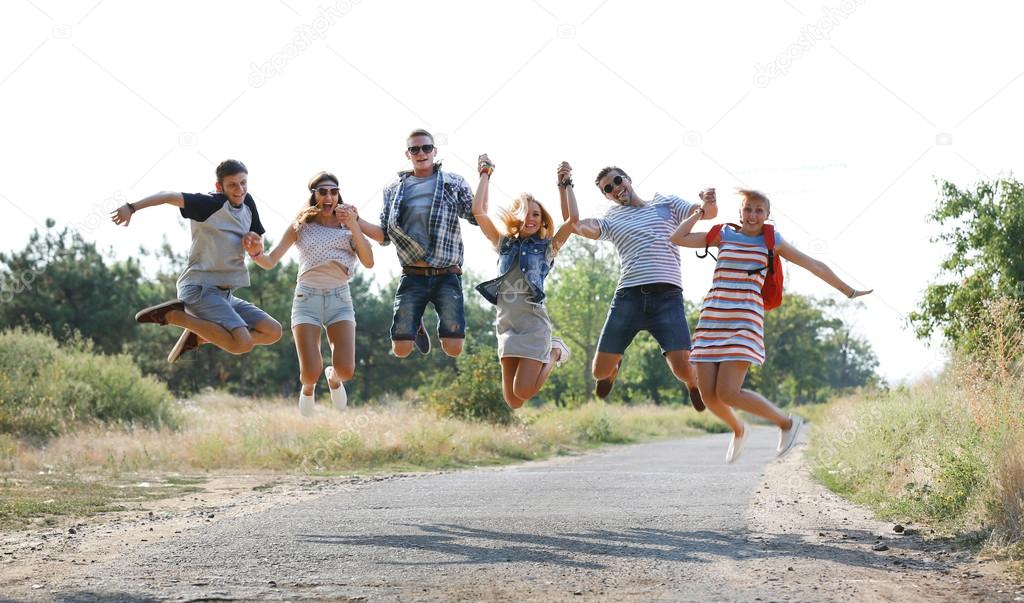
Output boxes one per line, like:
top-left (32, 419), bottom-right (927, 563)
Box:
top-left (602, 175), bottom-right (625, 194)
top-left (407, 144), bottom-right (435, 155)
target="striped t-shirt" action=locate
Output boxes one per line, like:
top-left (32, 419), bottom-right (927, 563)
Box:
top-left (597, 193), bottom-right (696, 290)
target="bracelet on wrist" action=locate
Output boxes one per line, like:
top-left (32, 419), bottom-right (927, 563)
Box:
top-left (558, 178), bottom-right (574, 188)
top-left (126, 202), bottom-right (136, 214)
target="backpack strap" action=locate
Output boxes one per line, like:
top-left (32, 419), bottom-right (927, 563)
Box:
top-left (763, 224), bottom-right (776, 275)
top-left (696, 223), bottom-right (740, 262)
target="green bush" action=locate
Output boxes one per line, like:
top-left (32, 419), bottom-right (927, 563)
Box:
top-left (423, 346), bottom-right (513, 425)
top-left (0, 329), bottom-right (179, 438)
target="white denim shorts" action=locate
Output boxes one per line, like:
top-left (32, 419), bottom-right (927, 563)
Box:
top-left (290, 283), bottom-right (355, 328)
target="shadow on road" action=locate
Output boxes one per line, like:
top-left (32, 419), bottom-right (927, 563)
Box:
top-left (299, 524), bottom-right (950, 572)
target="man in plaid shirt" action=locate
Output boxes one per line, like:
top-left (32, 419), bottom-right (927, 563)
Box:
top-left (359, 129), bottom-right (477, 358)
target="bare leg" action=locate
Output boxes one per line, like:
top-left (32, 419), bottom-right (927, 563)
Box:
top-left (166, 309), bottom-right (252, 354)
top-left (292, 324), bottom-right (323, 396)
top-left (325, 321), bottom-right (356, 384)
top-left (250, 317), bottom-right (282, 346)
top-left (696, 362), bottom-right (744, 434)
top-left (592, 351), bottom-right (622, 381)
top-left (439, 337), bottom-right (464, 357)
top-left (664, 350), bottom-right (698, 390)
top-left (715, 361), bottom-right (792, 429)
top-left (500, 357), bottom-right (526, 409)
top-left (392, 340), bottom-right (415, 357)
top-left (509, 355), bottom-right (552, 402)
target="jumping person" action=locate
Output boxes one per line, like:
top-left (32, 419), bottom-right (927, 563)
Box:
top-left (358, 129), bottom-right (477, 358)
top-left (110, 159), bottom-right (282, 363)
top-left (246, 172), bottom-right (373, 416)
top-left (670, 189), bottom-right (872, 462)
top-left (472, 156), bottom-right (579, 408)
top-left (573, 167), bottom-right (717, 408)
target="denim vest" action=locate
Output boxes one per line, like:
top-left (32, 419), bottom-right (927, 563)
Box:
top-left (475, 235), bottom-right (553, 306)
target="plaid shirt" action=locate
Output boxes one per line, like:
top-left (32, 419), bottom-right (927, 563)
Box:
top-left (380, 166), bottom-right (477, 267)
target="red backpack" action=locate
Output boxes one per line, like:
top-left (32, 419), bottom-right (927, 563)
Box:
top-left (698, 223), bottom-right (784, 311)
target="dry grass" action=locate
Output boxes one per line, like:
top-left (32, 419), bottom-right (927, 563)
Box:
top-left (809, 297), bottom-right (1024, 563)
top-left (0, 394), bottom-right (719, 475)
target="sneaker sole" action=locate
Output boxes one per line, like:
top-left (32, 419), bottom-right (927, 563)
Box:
top-left (167, 330), bottom-right (198, 363)
top-left (136, 300), bottom-right (184, 325)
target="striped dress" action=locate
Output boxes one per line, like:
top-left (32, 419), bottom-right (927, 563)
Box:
top-left (690, 226), bottom-right (784, 366)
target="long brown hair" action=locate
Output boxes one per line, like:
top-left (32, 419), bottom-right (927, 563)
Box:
top-left (498, 193), bottom-right (555, 240)
top-left (294, 171), bottom-right (341, 227)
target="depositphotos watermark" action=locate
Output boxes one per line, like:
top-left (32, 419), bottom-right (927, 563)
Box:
top-left (753, 0), bottom-right (866, 89)
top-left (249, 0), bottom-right (361, 88)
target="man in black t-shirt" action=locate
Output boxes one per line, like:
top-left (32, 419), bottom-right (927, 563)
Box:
top-left (110, 159), bottom-right (282, 363)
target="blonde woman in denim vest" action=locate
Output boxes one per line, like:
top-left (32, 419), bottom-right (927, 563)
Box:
top-left (248, 172), bottom-right (373, 415)
top-left (473, 156), bottom-right (579, 409)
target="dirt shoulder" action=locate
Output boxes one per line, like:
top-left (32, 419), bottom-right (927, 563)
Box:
top-left (747, 446), bottom-right (1023, 601)
top-left (0, 471), bottom-right (431, 597)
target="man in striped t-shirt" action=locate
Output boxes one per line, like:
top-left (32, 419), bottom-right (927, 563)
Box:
top-left (575, 166), bottom-right (717, 408)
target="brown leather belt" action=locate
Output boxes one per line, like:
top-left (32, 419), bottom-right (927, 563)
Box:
top-left (402, 265), bottom-right (463, 277)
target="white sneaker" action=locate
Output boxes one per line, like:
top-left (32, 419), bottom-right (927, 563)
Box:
top-left (777, 414), bottom-right (804, 457)
top-left (726, 426), bottom-right (747, 464)
top-left (325, 366), bottom-right (347, 410)
top-left (298, 389), bottom-right (315, 417)
top-left (550, 336), bottom-right (571, 368)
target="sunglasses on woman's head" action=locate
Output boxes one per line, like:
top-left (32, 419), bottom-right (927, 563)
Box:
top-left (407, 144), bottom-right (435, 155)
top-left (602, 175), bottom-right (625, 194)
top-left (313, 186), bottom-right (340, 197)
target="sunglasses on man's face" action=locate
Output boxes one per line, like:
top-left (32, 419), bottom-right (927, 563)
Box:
top-left (407, 144), bottom-right (435, 155)
top-left (313, 187), bottom-right (340, 197)
top-left (602, 175), bottom-right (626, 194)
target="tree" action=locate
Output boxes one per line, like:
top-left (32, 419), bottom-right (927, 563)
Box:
top-left (909, 178), bottom-right (1024, 353)
top-left (545, 239), bottom-right (619, 401)
top-left (0, 221), bottom-right (145, 354)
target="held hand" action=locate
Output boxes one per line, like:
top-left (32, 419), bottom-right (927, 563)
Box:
top-left (556, 161), bottom-right (572, 179)
top-left (242, 232), bottom-right (263, 256)
top-left (698, 187), bottom-right (717, 206)
top-left (110, 204), bottom-right (133, 226)
top-left (478, 153), bottom-right (494, 176)
top-left (336, 204), bottom-right (357, 228)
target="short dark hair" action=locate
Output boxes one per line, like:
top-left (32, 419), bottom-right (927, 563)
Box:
top-left (216, 159), bottom-right (248, 184)
top-left (595, 166), bottom-right (629, 187)
top-left (407, 128), bottom-right (433, 143)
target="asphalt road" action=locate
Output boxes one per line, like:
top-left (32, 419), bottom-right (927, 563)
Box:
top-left (38, 428), bottom-right (996, 602)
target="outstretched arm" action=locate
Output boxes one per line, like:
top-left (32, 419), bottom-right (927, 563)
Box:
top-left (556, 161), bottom-right (579, 222)
top-left (696, 187), bottom-right (718, 220)
top-left (110, 191), bottom-right (184, 226)
top-left (339, 205), bottom-right (374, 268)
top-left (473, 154), bottom-right (502, 248)
top-left (670, 207), bottom-right (708, 247)
top-left (248, 227), bottom-right (297, 270)
top-left (574, 218), bottom-right (602, 240)
top-left (358, 217), bottom-right (385, 244)
top-left (777, 241), bottom-right (872, 299)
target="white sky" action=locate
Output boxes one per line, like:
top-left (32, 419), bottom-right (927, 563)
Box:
top-left (2, 1), bottom-right (1021, 383)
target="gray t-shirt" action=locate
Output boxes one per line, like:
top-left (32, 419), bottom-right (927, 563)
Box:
top-left (398, 174), bottom-right (436, 252)
top-left (176, 192), bottom-right (265, 289)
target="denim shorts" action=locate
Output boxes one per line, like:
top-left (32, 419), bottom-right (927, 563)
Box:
top-left (390, 273), bottom-right (466, 340)
top-left (291, 283), bottom-right (355, 328)
top-left (177, 284), bottom-right (271, 332)
top-left (596, 283), bottom-right (692, 355)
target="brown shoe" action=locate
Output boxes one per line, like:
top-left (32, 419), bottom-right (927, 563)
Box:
top-left (135, 300), bottom-right (185, 325)
top-left (594, 359), bottom-right (622, 399)
top-left (167, 330), bottom-right (200, 363)
top-left (688, 387), bottom-right (706, 412)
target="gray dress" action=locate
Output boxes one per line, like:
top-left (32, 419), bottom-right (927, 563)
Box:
top-left (495, 263), bottom-right (553, 362)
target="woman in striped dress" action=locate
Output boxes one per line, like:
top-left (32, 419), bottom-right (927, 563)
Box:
top-left (671, 190), bottom-right (871, 463)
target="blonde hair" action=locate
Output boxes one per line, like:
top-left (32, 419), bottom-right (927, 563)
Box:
top-left (738, 188), bottom-right (771, 211)
top-left (294, 171), bottom-right (340, 228)
top-left (498, 193), bottom-right (555, 240)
